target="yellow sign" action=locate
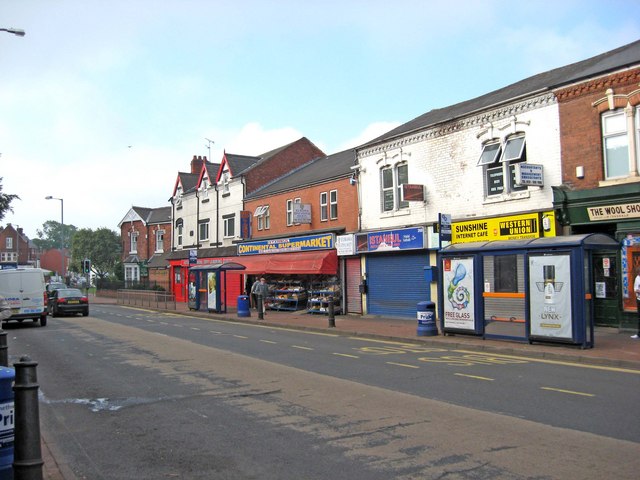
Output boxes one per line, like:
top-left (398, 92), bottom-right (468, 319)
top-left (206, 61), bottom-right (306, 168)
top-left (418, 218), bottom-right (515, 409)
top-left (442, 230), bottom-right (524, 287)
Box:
top-left (452, 211), bottom-right (556, 243)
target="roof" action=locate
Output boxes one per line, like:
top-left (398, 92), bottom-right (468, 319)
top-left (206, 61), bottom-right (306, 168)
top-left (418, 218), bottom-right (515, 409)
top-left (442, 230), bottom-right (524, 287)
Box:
top-left (132, 206), bottom-right (171, 224)
top-left (174, 172), bottom-right (199, 195)
top-left (361, 39), bottom-right (640, 148)
top-left (246, 149), bottom-right (356, 199)
top-left (440, 233), bottom-right (619, 253)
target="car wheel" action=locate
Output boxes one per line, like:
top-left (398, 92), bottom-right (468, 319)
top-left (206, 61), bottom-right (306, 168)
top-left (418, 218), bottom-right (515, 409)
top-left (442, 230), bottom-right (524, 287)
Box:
top-left (52, 307), bottom-right (58, 318)
top-left (40, 316), bottom-right (47, 327)
top-left (82, 309), bottom-right (89, 317)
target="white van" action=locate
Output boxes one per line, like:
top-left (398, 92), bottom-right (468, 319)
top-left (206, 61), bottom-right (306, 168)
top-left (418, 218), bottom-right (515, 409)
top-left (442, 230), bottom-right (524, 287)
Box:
top-left (0, 268), bottom-right (48, 327)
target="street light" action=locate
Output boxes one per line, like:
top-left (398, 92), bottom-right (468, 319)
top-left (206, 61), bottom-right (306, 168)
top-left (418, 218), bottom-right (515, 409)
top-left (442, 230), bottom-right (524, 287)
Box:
top-left (45, 196), bottom-right (64, 280)
top-left (0, 28), bottom-right (25, 37)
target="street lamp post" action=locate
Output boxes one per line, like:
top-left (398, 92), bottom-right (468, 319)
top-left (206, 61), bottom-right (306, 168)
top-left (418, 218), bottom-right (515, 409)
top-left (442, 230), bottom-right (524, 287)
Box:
top-left (45, 196), bottom-right (64, 280)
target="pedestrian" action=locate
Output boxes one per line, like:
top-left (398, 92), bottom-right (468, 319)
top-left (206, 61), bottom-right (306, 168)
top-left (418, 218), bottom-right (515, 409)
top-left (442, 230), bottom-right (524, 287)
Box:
top-left (250, 277), bottom-right (261, 309)
top-left (252, 277), bottom-right (270, 317)
top-left (0, 295), bottom-right (11, 322)
top-left (633, 267), bottom-right (640, 339)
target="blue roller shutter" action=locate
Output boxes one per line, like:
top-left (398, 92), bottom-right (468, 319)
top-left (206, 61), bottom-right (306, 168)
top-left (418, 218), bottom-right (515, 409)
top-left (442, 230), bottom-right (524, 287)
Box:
top-left (366, 252), bottom-right (430, 318)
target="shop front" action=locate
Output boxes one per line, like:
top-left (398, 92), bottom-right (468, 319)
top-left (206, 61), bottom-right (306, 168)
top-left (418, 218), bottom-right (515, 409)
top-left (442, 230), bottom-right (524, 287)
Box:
top-left (438, 234), bottom-right (620, 348)
top-left (187, 262), bottom-right (246, 313)
top-left (553, 183), bottom-right (640, 329)
top-left (235, 233), bottom-right (340, 313)
top-left (355, 227), bottom-right (432, 319)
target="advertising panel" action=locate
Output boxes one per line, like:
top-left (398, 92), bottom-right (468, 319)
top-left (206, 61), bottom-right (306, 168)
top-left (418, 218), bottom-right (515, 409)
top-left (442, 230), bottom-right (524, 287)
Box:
top-left (207, 272), bottom-right (217, 311)
top-left (442, 256), bottom-right (475, 330)
top-left (452, 211), bottom-right (555, 243)
top-left (528, 254), bottom-right (572, 339)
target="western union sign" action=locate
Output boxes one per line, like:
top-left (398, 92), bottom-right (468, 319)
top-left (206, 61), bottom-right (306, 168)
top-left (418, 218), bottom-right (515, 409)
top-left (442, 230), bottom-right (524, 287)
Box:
top-left (452, 211), bottom-right (556, 243)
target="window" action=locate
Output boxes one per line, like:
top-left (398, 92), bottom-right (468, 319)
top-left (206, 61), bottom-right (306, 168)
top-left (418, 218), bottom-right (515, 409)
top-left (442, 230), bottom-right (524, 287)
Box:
top-left (130, 232), bottom-right (138, 253)
top-left (494, 255), bottom-right (518, 292)
top-left (479, 135), bottom-right (527, 197)
top-left (286, 199), bottom-right (293, 226)
top-left (222, 171), bottom-right (230, 193)
top-left (176, 220), bottom-right (183, 246)
top-left (200, 178), bottom-right (209, 199)
top-left (155, 230), bottom-right (164, 253)
top-left (320, 192), bottom-right (328, 221)
top-left (380, 163), bottom-right (409, 212)
top-left (198, 221), bottom-right (209, 242)
top-left (175, 186), bottom-right (183, 207)
top-left (223, 214), bottom-right (235, 238)
top-left (255, 205), bottom-right (270, 231)
top-left (602, 111), bottom-right (630, 179)
top-left (5, 238), bottom-right (12, 249)
top-left (330, 190), bottom-right (338, 219)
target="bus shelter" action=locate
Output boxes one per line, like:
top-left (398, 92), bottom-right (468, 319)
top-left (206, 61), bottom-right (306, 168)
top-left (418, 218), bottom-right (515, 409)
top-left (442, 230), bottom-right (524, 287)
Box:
top-left (437, 234), bottom-right (619, 348)
top-left (188, 262), bottom-right (246, 313)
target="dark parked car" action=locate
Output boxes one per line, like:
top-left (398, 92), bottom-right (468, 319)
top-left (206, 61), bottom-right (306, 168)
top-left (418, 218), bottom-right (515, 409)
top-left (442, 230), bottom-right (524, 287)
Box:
top-left (47, 288), bottom-right (89, 317)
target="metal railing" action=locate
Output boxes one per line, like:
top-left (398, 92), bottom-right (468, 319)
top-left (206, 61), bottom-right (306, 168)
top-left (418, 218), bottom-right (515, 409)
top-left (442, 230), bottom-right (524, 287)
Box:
top-left (116, 289), bottom-right (177, 310)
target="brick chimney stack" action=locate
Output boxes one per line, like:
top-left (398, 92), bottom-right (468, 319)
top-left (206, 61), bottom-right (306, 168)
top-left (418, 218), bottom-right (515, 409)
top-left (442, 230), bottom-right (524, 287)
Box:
top-left (191, 155), bottom-right (207, 174)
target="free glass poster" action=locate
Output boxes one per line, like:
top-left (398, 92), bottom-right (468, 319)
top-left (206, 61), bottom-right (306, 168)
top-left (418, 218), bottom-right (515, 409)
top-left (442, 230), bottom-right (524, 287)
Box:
top-left (529, 254), bottom-right (572, 339)
top-left (207, 272), bottom-right (217, 310)
top-left (442, 256), bottom-right (475, 330)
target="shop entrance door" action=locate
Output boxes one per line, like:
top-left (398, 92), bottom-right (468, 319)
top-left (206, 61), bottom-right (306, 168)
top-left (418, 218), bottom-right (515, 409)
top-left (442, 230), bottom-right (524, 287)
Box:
top-left (592, 252), bottom-right (619, 327)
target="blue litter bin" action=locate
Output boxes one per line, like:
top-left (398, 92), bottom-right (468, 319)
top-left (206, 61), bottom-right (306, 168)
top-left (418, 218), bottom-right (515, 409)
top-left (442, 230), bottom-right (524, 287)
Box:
top-left (417, 301), bottom-right (438, 336)
top-left (0, 367), bottom-right (15, 480)
top-left (237, 295), bottom-right (251, 317)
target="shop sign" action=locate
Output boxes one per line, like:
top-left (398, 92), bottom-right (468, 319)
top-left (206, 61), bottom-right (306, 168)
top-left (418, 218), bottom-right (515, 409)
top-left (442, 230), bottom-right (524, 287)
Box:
top-left (357, 227), bottom-right (425, 253)
top-left (587, 202), bottom-right (640, 221)
top-left (189, 249), bottom-right (197, 265)
top-left (293, 203), bottom-right (312, 224)
top-left (238, 233), bottom-right (334, 255)
top-left (514, 163), bottom-right (544, 186)
top-left (452, 211), bottom-right (555, 243)
top-left (401, 184), bottom-right (425, 202)
top-left (240, 211), bottom-right (252, 238)
top-left (336, 234), bottom-right (355, 256)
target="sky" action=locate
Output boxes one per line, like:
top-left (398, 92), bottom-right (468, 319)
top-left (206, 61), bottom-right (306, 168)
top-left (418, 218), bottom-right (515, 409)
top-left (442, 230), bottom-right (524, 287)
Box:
top-left (1, 0), bottom-right (640, 240)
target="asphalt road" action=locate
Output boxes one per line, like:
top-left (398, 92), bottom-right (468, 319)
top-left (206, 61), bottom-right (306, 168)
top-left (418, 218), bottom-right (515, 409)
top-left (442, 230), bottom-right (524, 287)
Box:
top-left (6, 305), bottom-right (640, 479)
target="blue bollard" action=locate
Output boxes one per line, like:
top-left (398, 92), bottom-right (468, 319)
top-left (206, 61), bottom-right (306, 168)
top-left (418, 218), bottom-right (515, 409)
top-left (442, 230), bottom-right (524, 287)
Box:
top-left (237, 295), bottom-right (251, 317)
top-left (0, 367), bottom-right (15, 480)
top-left (417, 301), bottom-right (438, 336)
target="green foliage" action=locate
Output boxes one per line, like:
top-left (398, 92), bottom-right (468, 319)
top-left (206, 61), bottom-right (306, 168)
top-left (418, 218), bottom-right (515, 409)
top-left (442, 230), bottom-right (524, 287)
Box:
top-left (33, 220), bottom-right (78, 250)
top-left (71, 227), bottom-right (122, 280)
top-left (0, 178), bottom-right (19, 221)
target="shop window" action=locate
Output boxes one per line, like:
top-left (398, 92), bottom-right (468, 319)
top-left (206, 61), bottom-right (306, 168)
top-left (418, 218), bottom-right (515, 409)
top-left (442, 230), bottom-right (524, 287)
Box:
top-left (478, 135), bottom-right (527, 197)
top-left (223, 214), bottom-right (235, 238)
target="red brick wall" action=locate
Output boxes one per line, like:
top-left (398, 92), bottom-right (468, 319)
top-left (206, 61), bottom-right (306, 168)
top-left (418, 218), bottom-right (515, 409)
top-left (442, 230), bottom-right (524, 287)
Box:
top-left (244, 138), bottom-right (325, 194)
top-left (555, 67), bottom-right (640, 189)
top-left (120, 221), bottom-right (172, 261)
top-left (245, 177), bottom-right (359, 238)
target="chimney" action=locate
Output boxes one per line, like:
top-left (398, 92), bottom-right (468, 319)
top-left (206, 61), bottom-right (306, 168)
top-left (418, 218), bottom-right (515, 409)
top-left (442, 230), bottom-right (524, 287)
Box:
top-left (191, 155), bottom-right (204, 174)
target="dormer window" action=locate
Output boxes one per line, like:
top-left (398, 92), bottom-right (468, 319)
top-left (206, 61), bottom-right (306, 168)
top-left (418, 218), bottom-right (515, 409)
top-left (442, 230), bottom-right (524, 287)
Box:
top-left (222, 171), bottom-right (230, 193)
top-left (200, 178), bottom-right (209, 199)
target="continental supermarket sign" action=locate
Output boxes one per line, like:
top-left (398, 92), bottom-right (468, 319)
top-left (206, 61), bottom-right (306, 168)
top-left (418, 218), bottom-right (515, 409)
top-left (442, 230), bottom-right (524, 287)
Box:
top-left (238, 233), bottom-right (335, 255)
top-left (452, 211), bottom-right (556, 243)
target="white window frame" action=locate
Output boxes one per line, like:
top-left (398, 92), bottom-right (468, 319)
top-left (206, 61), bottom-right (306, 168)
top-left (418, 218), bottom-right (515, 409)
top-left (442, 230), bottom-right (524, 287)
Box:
top-left (222, 171), bottom-right (230, 193)
top-left (320, 192), bottom-right (328, 221)
top-left (155, 230), bottom-right (164, 253)
top-left (380, 163), bottom-right (409, 212)
top-left (5, 237), bottom-right (12, 249)
top-left (177, 222), bottom-right (183, 246)
top-left (602, 110), bottom-right (630, 179)
top-left (396, 164), bottom-right (408, 210)
top-left (479, 135), bottom-right (527, 197)
top-left (223, 214), bottom-right (235, 238)
top-left (286, 199), bottom-right (293, 226)
top-left (330, 190), bottom-right (338, 220)
top-left (198, 222), bottom-right (209, 242)
top-left (130, 232), bottom-right (138, 254)
top-left (255, 205), bottom-right (270, 231)
top-left (200, 178), bottom-right (209, 199)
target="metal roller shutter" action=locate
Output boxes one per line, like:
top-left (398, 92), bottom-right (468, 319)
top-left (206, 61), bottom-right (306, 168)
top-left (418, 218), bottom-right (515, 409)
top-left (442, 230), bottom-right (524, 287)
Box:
top-left (345, 257), bottom-right (362, 314)
top-left (367, 252), bottom-right (430, 318)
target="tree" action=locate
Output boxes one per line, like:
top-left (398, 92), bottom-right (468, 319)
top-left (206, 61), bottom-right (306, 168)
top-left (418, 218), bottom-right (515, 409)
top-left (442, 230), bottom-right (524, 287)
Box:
top-left (71, 228), bottom-right (122, 281)
top-left (33, 221), bottom-right (78, 251)
top-left (0, 177), bottom-right (19, 221)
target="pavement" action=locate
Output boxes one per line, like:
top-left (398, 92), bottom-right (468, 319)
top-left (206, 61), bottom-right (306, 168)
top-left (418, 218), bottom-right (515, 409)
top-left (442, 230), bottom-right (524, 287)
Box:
top-left (40, 293), bottom-right (640, 479)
